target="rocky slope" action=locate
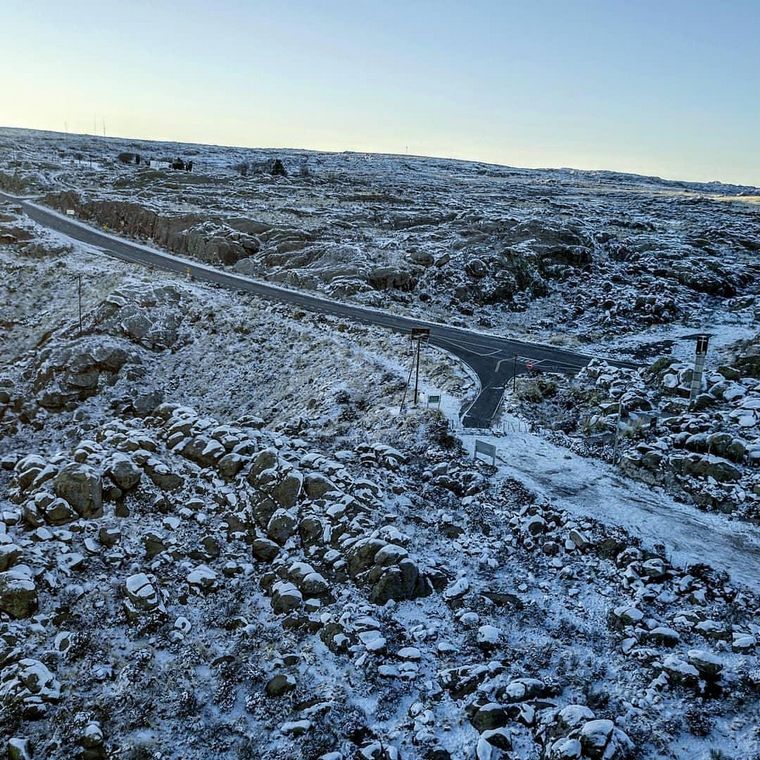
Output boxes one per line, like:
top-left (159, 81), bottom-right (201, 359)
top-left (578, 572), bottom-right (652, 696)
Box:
top-left (511, 350), bottom-right (760, 522)
top-left (0, 221), bottom-right (759, 759)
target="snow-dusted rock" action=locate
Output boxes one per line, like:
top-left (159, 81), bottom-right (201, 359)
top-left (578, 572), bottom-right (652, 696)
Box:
top-left (271, 580), bottom-right (302, 613)
top-left (53, 464), bottom-right (102, 518)
top-left (0, 565), bottom-right (37, 619)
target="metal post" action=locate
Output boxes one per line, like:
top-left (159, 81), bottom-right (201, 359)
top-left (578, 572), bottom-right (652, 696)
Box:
top-left (612, 399), bottom-right (624, 464)
top-left (413, 338), bottom-right (421, 406)
top-left (409, 328), bottom-right (430, 408)
top-left (77, 274), bottom-right (83, 336)
top-left (399, 333), bottom-right (416, 413)
top-left (689, 334), bottom-right (710, 408)
top-left (513, 355), bottom-right (517, 392)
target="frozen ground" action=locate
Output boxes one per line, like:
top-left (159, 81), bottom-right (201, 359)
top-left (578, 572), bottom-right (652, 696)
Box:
top-left (0, 134), bottom-right (759, 760)
top-left (456, 419), bottom-right (760, 591)
top-left (1, 126), bottom-right (758, 361)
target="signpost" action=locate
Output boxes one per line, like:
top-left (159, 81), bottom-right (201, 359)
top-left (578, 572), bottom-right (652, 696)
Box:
top-left (77, 274), bottom-right (83, 336)
top-left (688, 334), bottom-right (710, 408)
top-left (474, 439), bottom-right (497, 466)
top-left (427, 394), bottom-right (441, 409)
top-left (410, 328), bottom-right (430, 406)
top-left (612, 398), bottom-right (625, 464)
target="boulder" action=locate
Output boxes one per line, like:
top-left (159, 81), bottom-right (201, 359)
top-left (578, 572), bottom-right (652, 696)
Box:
top-left (0, 544), bottom-right (22, 572)
top-left (253, 537), bottom-right (281, 562)
top-left (579, 719), bottom-right (633, 760)
top-left (272, 471), bottom-right (303, 508)
top-left (0, 567), bottom-right (38, 618)
top-left (687, 649), bottom-right (723, 677)
top-left (218, 452), bottom-right (245, 479)
top-left (471, 703), bottom-right (508, 731)
top-left (106, 454), bottom-right (142, 491)
top-left (547, 737), bottom-right (582, 759)
top-left (54, 464), bottom-right (103, 518)
top-left (186, 565), bottom-right (217, 591)
top-left (370, 559), bottom-right (431, 605)
top-left (266, 673), bottom-right (296, 697)
top-left (7, 738), bottom-right (33, 760)
top-left (42, 498), bottom-right (78, 525)
top-left (303, 472), bottom-right (338, 500)
top-left (124, 573), bottom-right (163, 616)
top-left (271, 581), bottom-right (302, 613)
top-left (145, 460), bottom-right (183, 491)
top-left (267, 509), bottom-right (298, 545)
top-left (0, 658), bottom-right (61, 708)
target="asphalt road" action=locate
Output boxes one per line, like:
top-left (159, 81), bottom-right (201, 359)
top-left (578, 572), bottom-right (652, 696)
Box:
top-left (2, 191), bottom-right (597, 428)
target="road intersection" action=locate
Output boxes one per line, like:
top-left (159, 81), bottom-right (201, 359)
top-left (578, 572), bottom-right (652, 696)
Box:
top-left (1, 191), bottom-right (601, 427)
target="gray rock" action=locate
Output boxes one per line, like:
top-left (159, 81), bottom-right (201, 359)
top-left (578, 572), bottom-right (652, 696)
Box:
top-left (124, 572), bottom-right (163, 615)
top-left (547, 737), bottom-right (582, 759)
top-left (303, 472), bottom-right (338, 500)
top-left (0, 544), bottom-right (22, 572)
top-left (106, 454), bottom-right (142, 491)
top-left (218, 452), bottom-right (245, 479)
top-left (648, 626), bottom-right (680, 647)
top-left (471, 703), bottom-right (508, 731)
top-left (0, 567), bottom-right (38, 619)
top-left (144, 460), bottom-right (183, 491)
top-left (8, 738), bottom-right (33, 760)
top-left (267, 509), bottom-right (298, 545)
top-left (271, 581), bottom-right (302, 613)
top-left (265, 673), bottom-right (296, 697)
top-left (370, 558), bottom-right (431, 604)
top-left (253, 537), bottom-right (281, 562)
top-left (42, 498), bottom-right (78, 525)
top-left (272, 470), bottom-right (303, 508)
top-left (687, 649), bottom-right (723, 677)
top-left (579, 719), bottom-right (633, 760)
top-left (2, 658), bottom-right (61, 708)
top-left (54, 464), bottom-right (102, 518)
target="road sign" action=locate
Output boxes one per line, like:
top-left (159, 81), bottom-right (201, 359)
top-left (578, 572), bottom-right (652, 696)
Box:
top-left (474, 439), bottom-right (497, 466)
top-left (65, 209), bottom-right (75, 216)
top-left (427, 394), bottom-right (441, 408)
top-left (411, 327), bottom-right (430, 340)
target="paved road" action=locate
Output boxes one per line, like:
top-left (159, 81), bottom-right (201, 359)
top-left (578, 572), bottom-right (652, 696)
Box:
top-left (2, 191), bottom-right (599, 427)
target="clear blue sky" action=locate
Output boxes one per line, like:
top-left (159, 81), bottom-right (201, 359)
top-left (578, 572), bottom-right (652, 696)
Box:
top-left (3, 0), bottom-right (759, 185)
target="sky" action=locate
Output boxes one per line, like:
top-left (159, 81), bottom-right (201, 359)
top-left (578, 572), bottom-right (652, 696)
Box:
top-left (2, 0), bottom-right (759, 185)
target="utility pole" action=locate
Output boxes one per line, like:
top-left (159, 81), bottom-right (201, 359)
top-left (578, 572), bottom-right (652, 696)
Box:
top-left (688, 334), bottom-right (710, 408)
top-left (512, 355), bottom-right (518, 392)
top-left (77, 274), bottom-right (83, 336)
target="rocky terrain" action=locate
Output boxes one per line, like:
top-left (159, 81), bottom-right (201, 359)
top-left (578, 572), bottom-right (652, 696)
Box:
top-left (511, 340), bottom-right (760, 522)
top-left (2, 127), bottom-right (758, 358)
top-left (1, 129), bottom-right (759, 759)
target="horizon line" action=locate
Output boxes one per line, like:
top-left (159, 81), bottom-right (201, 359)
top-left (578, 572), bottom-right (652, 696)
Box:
top-left (2, 122), bottom-right (758, 194)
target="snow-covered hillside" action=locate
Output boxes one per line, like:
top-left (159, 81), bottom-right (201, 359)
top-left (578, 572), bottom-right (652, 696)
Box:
top-left (1, 129), bottom-right (759, 760)
top-left (2, 127), bottom-right (758, 358)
